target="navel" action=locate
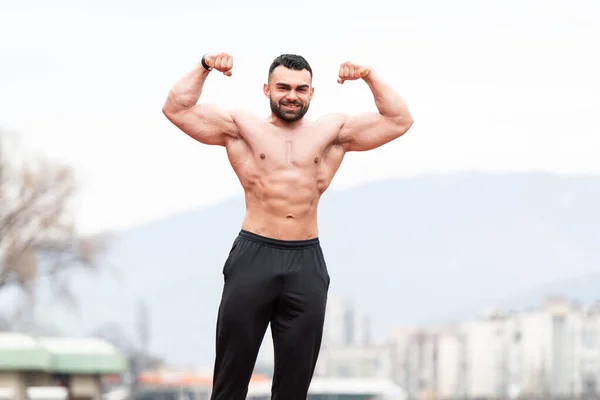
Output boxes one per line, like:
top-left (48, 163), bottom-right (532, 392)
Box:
top-left (260, 153), bottom-right (266, 160)
top-left (314, 157), bottom-right (319, 163)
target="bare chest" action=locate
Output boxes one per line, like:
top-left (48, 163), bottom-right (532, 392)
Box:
top-left (243, 132), bottom-right (324, 169)
top-left (256, 137), bottom-right (322, 169)
top-left (228, 116), bottom-right (341, 175)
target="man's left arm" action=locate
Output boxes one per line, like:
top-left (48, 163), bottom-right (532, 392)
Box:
top-left (336, 63), bottom-right (414, 152)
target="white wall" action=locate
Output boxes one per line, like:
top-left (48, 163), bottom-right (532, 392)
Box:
top-left (436, 330), bottom-right (466, 400)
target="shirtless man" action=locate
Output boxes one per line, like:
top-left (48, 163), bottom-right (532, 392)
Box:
top-left (162, 52), bottom-right (413, 400)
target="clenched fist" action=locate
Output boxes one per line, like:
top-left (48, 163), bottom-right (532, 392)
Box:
top-left (203, 52), bottom-right (234, 76)
top-left (337, 61), bottom-right (370, 84)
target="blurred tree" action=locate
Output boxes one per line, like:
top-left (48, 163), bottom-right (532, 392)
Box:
top-left (92, 316), bottom-right (165, 395)
top-left (0, 131), bottom-right (107, 329)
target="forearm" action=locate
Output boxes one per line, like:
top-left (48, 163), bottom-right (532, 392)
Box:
top-left (165, 63), bottom-right (211, 111)
top-left (363, 70), bottom-right (412, 122)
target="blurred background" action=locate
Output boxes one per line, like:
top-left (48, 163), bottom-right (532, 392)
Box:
top-left (1, 0), bottom-right (599, 399)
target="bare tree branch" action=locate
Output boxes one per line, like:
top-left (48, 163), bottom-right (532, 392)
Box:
top-left (0, 131), bottom-right (109, 328)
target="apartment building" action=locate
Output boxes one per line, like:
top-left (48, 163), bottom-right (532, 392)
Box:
top-left (388, 326), bottom-right (440, 400)
top-left (313, 294), bottom-right (380, 378)
top-left (389, 297), bottom-right (600, 400)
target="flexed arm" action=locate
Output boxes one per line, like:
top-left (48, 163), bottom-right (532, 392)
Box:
top-left (162, 52), bottom-right (239, 146)
top-left (335, 62), bottom-right (414, 152)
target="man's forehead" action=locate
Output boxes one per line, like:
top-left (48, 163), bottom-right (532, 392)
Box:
top-left (270, 66), bottom-right (311, 86)
top-left (274, 81), bottom-right (311, 89)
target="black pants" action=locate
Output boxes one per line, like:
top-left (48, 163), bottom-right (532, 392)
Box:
top-left (210, 229), bottom-right (330, 400)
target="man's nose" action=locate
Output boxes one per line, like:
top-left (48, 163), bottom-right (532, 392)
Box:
top-left (286, 91), bottom-right (299, 100)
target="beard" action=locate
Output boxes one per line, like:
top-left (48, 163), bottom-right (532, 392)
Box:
top-left (270, 97), bottom-right (310, 122)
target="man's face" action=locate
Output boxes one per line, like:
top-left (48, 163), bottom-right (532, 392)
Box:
top-left (264, 66), bottom-right (314, 123)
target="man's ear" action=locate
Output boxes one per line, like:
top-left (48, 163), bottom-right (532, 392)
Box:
top-left (263, 83), bottom-right (270, 98)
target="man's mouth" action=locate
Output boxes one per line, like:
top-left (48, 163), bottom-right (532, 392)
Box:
top-left (281, 103), bottom-right (300, 109)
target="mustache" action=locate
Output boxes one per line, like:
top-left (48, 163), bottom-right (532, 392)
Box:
top-left (280, 100), bottom-right (302, 107)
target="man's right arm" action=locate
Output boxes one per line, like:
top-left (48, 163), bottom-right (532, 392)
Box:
top-left (162, 53), bottom-right (239, 147)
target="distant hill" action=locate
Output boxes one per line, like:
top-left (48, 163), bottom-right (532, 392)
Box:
top-left (30, 172), bottom-right (600, 366)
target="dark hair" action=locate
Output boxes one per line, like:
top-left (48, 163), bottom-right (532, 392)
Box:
top-left (268, 54), bottom-right (313, 78)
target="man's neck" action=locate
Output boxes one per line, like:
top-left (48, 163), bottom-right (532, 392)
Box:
top-left (267, 114), bottom-right (306, 129)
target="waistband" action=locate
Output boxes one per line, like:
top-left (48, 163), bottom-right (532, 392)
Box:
top-left (238, 229), bottom-right (320, 249)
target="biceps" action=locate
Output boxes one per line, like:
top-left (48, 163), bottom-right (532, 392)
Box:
top-left (339, 113), bottom-right (401, 152)
top-left (163, 103), bottom-right (239, 146)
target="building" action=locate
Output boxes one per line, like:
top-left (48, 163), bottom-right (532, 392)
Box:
top-left (316, 345), bottom-right (392, 379)
top-left (435, 326), bottom-right (467, 400)
top-left (460, 311), bottom-right (507, 399)
top-left (0, 332), bottom-right (127, 400)
top-left (387, 297), bottom-right (600, 400)
top-left (313, 294), bottom-right (375, 378)
top-left (321, 294), bottom-right (371, 350)
top-left (388, 326), bottom-right (440, 400)
top-left (576, 303), bottom-right (600, 395)
top-left (431, 303), bottom-right (557, 399)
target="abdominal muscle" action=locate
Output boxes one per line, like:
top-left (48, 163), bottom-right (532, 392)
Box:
top-left (240, 168), bottom-right (322, 241)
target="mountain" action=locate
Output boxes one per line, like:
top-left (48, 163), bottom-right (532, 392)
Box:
top-left (30, 172), bottom-right (600, 366)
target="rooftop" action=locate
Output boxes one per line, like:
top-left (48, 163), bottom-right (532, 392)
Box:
top-left (0, 332), bottom-right (127, 374)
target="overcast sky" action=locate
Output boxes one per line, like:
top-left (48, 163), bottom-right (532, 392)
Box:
top-left (1, 0), bottom-right (598, 235)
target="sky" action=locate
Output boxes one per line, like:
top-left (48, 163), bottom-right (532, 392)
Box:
top-left (1, 0), bottom-right (599, 235)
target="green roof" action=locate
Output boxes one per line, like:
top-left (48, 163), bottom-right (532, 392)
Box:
top-left (0, 333), bottom-right (128, 374)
